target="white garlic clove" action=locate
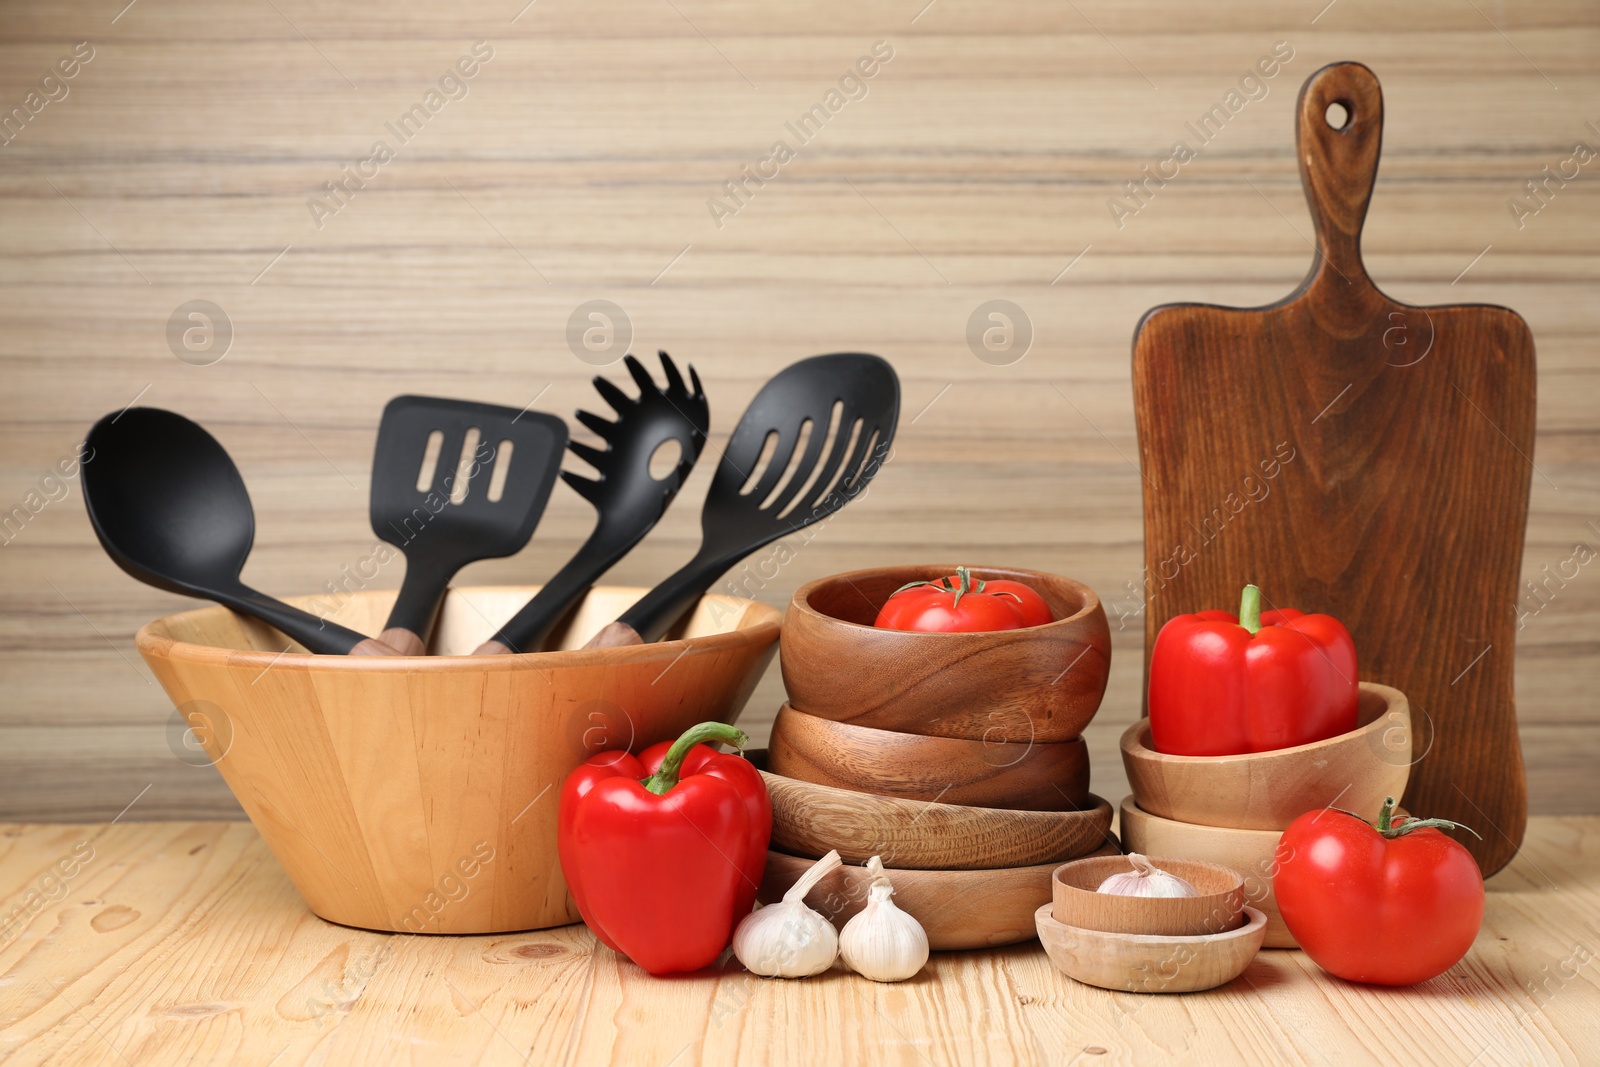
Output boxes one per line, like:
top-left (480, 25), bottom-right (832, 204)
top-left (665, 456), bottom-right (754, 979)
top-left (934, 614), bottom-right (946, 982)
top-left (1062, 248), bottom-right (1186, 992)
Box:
top-left (733, 850), bottom-right (842, 978)
top-left (1095, 853), bottom-right (1199, 898)
top-left (839, 856), bottom-right (929, 983)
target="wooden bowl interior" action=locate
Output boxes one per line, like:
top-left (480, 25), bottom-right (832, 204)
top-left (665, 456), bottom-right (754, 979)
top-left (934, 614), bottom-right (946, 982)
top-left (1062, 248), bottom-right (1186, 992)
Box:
top-left (1051, 855), bottom-right (1245, 936)
top-left (798, 564), bottom-right (1095, 630)
top-left (146, 583), bottom-right (774, 657)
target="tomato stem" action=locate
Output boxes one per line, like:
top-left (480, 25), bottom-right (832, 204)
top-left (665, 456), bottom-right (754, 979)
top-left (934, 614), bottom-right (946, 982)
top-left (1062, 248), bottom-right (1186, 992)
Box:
top-left (1239, 584), bottom-right (1263, 635)
top-left (1374, 795), bottom-right (1482, 840)
top-left (640, 721), bottom-right (748, 796)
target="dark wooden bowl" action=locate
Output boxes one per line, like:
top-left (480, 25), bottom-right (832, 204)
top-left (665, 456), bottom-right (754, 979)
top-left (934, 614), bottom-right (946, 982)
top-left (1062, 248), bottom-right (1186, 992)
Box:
top-left (768, 703), bottom-right (1090, 811)
top-left (779, 564), bottom-right (1110, 743)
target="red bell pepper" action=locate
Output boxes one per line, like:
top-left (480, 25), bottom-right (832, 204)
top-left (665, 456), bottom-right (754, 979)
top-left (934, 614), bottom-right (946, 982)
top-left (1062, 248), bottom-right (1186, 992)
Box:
top-left (1148, 584), bottom-right (1358, 756)
top-left (557, 721), bottom-right (771, 975)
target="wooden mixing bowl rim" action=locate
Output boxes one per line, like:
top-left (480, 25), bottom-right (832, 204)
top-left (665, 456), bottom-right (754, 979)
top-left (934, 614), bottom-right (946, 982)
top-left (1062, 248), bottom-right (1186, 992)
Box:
top-left (765, 848), bottom-right (1071, 880)
top-left (787, 563), bottom-right (1103, 638)
top-left (134, 584), bottom-right (781, 673)
top-left (1119, 680), bottom-right (1407, 765)
top-left (777, 701), bottom-right (1089, 752)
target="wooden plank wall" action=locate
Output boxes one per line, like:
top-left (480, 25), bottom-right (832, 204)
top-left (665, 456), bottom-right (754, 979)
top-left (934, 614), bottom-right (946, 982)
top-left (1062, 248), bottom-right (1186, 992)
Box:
top-left (1, 0), bottom-right (1595, 820)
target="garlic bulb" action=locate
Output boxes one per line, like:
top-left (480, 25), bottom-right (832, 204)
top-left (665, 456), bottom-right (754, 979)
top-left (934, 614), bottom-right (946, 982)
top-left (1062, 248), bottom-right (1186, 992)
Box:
top-left (733, 850), bottom-right (841, 977)
top-left (1095, 854), bottom-right (1199, 898)
top-left (839, 857), bottom-right (928, 983)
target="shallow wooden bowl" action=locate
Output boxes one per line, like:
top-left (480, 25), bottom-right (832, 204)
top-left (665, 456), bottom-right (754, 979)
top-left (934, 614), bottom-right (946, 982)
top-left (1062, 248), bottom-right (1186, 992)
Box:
top-left (1118, 797), bottom-right (1297, 949)
top-left (1035, 904), bottom-right (1268, 993)
top-left (1051, 855), bottom-right (1245, 936)
top-left (758, 756), bottom-right (1115, 869)
top-left (780, 564), bottom-right (1110, 743)
top-left (759, 841), bottom-right (1120, 951)
top-left (1120, 682), bottom-right (1411, 831)
top-left (136, 584), bottom-right (780, 935)
top-left (769, 703), bottom-right (1090, 811)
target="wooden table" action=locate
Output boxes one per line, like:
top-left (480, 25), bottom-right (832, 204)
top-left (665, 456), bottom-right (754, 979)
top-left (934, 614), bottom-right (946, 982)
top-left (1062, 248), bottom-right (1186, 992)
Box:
top-left (2, 820), bottom-right (1596, 1065)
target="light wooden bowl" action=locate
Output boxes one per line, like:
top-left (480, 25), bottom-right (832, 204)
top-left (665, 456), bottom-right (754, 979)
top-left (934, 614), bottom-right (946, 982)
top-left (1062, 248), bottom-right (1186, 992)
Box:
top-left (1120, 682), bottom-right (1411, 831)
top-left (1035, 904), bottom-right (1268, 993)
top-left (1051, 855), bottom-right (1245, 936)
top-left (136, 584), bottom-right (780, 935)
top-left (757, 754), bottom-right (1115, 869)
top-left (769, 703), bottom-right (1090, 811)
top-left (780, 565), bottom-right (1110, 743)
top-left (1117, 797), bottom-right (1296, 949)
top-left (759, 841), bottom-right (1121, 951)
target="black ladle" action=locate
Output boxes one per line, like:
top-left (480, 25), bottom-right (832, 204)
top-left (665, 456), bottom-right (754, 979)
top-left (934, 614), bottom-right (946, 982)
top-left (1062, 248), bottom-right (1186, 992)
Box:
top-left (82, 407), bottom-right (373, 655)
top-left (584, 353), bottom-right (900, 647)
top-left (474, 352), bottom-right (709, 654)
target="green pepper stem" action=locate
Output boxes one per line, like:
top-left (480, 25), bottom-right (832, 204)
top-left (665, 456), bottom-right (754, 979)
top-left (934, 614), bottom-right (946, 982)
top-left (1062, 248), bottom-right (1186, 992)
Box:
top-left (1375, 795), bottom-right (1482, 840)
top-left (1239, 584), bottom-right (1263, 635)
top-left (640, 721), bottom-right (748, 796)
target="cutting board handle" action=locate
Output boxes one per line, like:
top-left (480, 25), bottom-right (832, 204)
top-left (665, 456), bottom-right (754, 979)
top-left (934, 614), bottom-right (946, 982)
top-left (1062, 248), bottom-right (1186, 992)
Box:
top-left (1296, 62), bottom-right (1384, 296)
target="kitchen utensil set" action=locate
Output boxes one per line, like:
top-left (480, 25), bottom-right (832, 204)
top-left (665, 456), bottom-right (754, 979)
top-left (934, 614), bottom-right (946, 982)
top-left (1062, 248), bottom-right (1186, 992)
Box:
top-left (85, 352), bottom-right (900, 656)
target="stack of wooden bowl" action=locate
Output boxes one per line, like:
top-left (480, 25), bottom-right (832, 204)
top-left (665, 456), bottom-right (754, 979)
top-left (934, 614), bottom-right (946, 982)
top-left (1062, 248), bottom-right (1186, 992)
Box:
top-left (1118, 682), bottom-right (1414, 948)
top-left (757, 565), bottom-right (1117, 950)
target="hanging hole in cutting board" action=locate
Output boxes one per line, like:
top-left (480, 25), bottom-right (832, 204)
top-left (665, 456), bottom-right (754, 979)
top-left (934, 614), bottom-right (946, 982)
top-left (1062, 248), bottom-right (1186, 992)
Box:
top-left (1325, 101), bottom-right (1350, 130)
top-left (648, 437), bottom-right (682, 481)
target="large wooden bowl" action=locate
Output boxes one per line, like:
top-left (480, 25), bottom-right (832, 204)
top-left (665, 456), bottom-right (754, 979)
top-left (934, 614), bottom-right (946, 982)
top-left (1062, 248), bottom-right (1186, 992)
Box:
top-left (136, 585), bottom-right (780, 935)
top-left (1118, 797), bottom-right (1296, 949)
top-left (768, 703), bottom-right (1090, 811)
top-left (780, 565), bottom-right (1110, 743)
top-left (759, 841), bottom-right (1120, 951)
top-left (758, 757), bottom-right (1115, 869)
top-left (1036, 904), bottom-right (1268, 993)
top-left (1120, 682), bottom-right (1411, 831)
top-left (1051, 855), bottom-right (1245, 936)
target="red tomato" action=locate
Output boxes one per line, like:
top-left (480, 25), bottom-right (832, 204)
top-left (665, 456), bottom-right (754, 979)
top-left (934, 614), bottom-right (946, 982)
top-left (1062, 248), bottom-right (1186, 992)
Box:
top-left (1274, 799), bottom-right (1484, 986)
top-left (874, 567), bottom-right (1053, 633)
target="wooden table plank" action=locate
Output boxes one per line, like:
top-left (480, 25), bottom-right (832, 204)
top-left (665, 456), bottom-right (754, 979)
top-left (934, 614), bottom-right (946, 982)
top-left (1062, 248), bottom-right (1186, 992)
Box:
top-left (2, 818), bottom-right (1596, 1065)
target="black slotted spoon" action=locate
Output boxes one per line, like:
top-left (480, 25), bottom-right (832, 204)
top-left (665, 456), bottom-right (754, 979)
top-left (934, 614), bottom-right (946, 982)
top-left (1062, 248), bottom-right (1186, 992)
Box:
top-left (585, 352), bottom-right (900, 647)
top-left (474, 352), bottom-right (709, 654)
top-left (362, 396), bottom-right (567, 655)
top-left (82, 407), bottom-right (374, 655)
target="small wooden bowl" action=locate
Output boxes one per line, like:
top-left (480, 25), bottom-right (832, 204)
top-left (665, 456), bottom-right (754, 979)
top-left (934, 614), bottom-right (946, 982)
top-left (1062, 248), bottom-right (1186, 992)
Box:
top-left (780, 564), bottom-right (1110, 743)
top-left (769, 703), bottom-right (1090, 811)
top-left (1120, 682), bottom-right (1411, 831)
top-left (1118, 797), bottom-right (1296, 949)
top-left (760, 841), bottom-right (1121, 951)
top-left (1035, 904), bottom-right (1268, 993)
top-left (759, 758), bottom-right (1115, 869)
top-left (137, 584), bottom-right (780, 935)
top-left (1051, 855), bottom-right (1245, 936)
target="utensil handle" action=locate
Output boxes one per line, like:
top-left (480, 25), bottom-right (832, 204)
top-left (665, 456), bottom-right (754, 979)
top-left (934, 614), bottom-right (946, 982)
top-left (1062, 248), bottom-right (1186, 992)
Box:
top-left (479, 527), bottom-right (617, 654)
top-left (615, 547), bottom-right (738, 643)
top-left (231, 588), bottom-right (367, 655)
top-left (1296, 61), bottom-right (1384, 295)
top-left (380, 554), bottom-right (454, 654)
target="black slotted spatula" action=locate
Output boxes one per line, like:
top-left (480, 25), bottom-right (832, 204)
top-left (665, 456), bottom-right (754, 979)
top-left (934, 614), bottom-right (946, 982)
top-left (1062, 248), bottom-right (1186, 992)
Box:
top-left (358, 396), bottom-right (567, 655)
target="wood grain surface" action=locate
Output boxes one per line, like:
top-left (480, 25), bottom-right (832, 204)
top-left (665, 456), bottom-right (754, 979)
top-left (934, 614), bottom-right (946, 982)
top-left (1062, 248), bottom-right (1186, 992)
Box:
top-left (1133, 61), bottom-right (1536, 874)
top-left (768, 702), bottom-right (1091, 810)
top-left (1, 1), bottom-right (1597, 824)
top-left (1, 818), bottom-right (1596, 1064)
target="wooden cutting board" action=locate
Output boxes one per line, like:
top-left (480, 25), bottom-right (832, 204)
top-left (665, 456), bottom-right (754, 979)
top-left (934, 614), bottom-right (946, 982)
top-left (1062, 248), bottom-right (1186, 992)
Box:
top-left (1131, 62), bottom-right (1536, 875)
